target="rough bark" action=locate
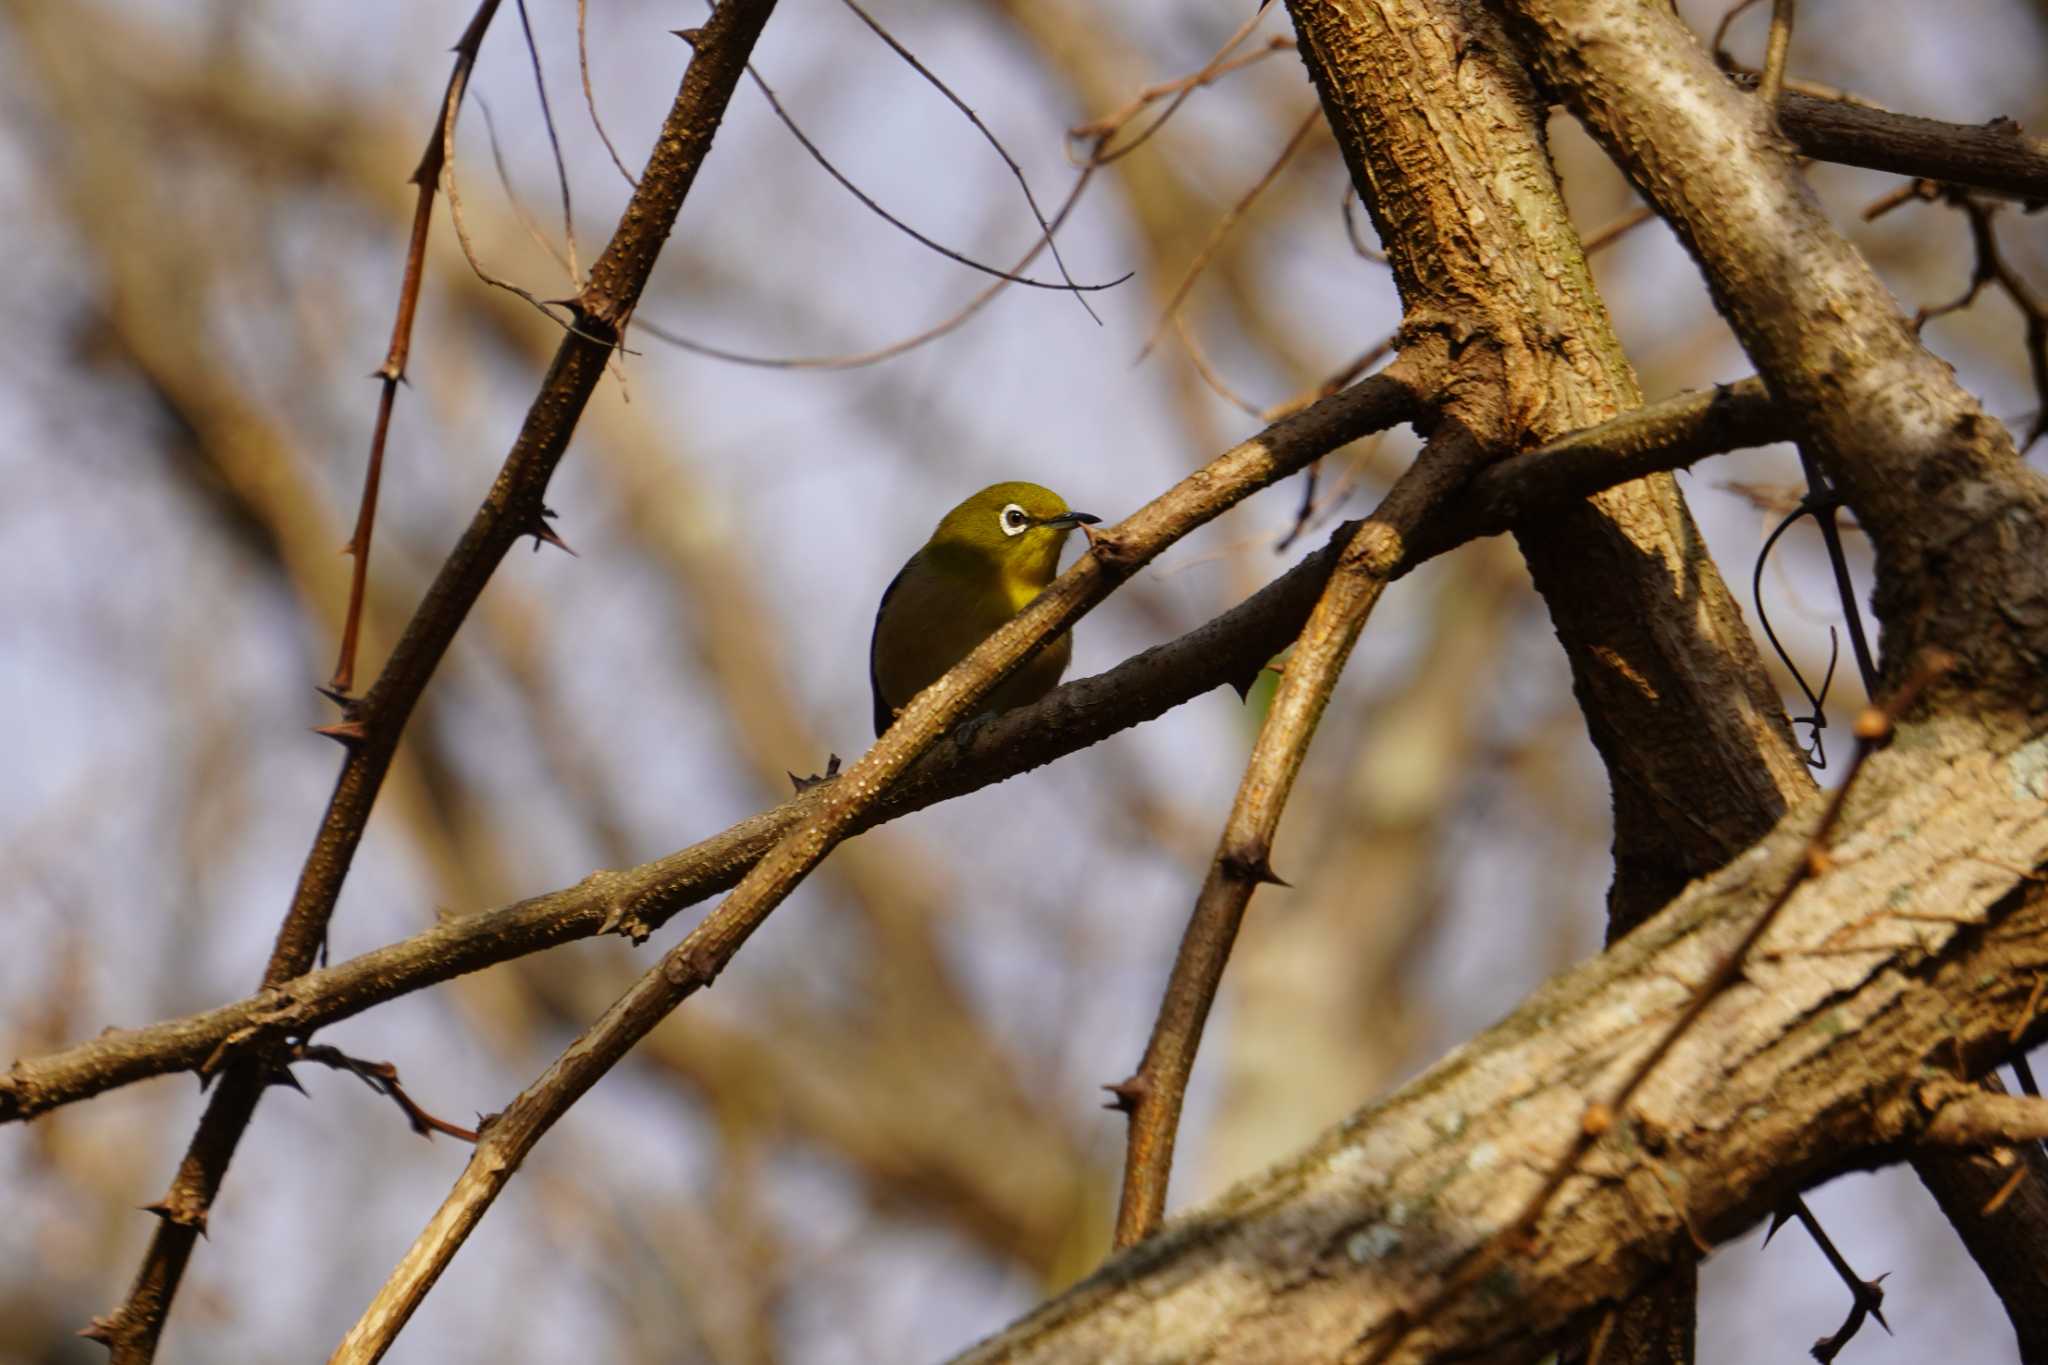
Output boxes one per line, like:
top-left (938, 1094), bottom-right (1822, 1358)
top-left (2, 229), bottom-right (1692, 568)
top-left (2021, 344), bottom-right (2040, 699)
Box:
top-left (1496, 0), bottom-right (2048, 713)
top-left (951, 719), bottom-right (2048, 1362)
top-left (1278, 0), bottom-right (1807, 1350)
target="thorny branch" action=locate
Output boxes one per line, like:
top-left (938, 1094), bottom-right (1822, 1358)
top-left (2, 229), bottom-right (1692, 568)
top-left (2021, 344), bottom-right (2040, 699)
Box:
top-left (82, 1), bottom-right (781, 1357)
top-left (329, 0), bottom-right (502, 698)
top-left (285, 1043), bottom-right (481, 1144)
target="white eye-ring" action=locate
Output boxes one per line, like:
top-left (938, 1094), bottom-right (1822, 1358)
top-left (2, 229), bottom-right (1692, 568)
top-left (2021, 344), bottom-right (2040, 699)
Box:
top-left (999, 503), bottom-right (1030, 537)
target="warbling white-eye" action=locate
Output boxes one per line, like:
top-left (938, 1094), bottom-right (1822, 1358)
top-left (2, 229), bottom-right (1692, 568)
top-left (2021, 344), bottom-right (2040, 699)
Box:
top-left (869, 482), bottom-right (1100, 737)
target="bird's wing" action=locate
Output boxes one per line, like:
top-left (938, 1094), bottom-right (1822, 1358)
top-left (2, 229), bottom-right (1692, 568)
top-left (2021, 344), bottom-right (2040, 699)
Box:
top-left (869, 558), bottom-right (913, 738)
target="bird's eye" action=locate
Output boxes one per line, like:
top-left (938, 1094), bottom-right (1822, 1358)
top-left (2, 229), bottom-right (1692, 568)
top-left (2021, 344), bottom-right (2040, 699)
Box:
top-left (999, 504), bottom-right (1029, 537)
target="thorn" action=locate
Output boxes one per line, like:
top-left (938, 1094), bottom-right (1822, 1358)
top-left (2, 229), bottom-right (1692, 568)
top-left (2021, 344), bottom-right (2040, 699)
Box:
top-left (1763, 1203), bottom-right (1794, 1245)
top-left (789, 754), bottom-right (843, 793)
top-left (313, 719), bottom-right (368, 747)
top-left (526, 505), bottom-right (577, 556)
top-left (662, 947), bottom-right (719, 992)
top-left (1864, 1274), bottom-right (1892, 1334)
top-left (599, 900), bottom-right (652, 945)
top-left (78, 1318), bottom-right (115, 1345)
top-left (671, 26), bottom-right (702, 45)
top-left (1223, 847), bottom-right (1291, 887)
top-left (315, 684), bottom-right (356, 710)
top-left (1103, 1076), bottom-right (1147, 1113)
top-left (142, 1198), bottom-right (209, 1236)
top-left (268, 1064), bottom-right (309, 1098)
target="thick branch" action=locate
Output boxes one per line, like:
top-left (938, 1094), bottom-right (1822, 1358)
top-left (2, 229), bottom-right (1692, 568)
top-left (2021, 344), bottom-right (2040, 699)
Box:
top-left (2, 380), bottom-right (1778, 1126)
top-left (949, 719), bottom-right (2048, 1363)
top-left (1780, 90), bottom-right (2048, 205)
top-left (1498, 0), bottom-right (2048, 704)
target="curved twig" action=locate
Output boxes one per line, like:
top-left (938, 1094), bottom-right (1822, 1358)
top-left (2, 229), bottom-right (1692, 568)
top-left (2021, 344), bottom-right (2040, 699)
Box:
top-left (838, 0), bottom-right (1098, 320)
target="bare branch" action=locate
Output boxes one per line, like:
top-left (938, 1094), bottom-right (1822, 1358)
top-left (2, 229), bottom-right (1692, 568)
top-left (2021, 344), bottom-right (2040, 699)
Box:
top-left (1136, 106), bottom-right (1322, 362)
top-left (3, 377), bottom-right (1787, 1129)
top-left (330, 0), bottom-right (502, 699)
top-left (741, 58), bottom-right (1127, 296)
top-left (1112, 425), bottom-right (1489, 1246)
top-left (84, 1), bottom-right (782, 1355)
top-left (576, 0), bottom-right (639, 187)
top-left (513, 0), bottom-right (580, 282)
top-left (1779, 91), bottom-right (2048, 205)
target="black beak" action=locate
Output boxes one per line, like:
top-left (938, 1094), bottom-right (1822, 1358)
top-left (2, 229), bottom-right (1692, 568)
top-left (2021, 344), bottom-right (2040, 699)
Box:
top-left (1045, 511), bottom-right (1101, 529)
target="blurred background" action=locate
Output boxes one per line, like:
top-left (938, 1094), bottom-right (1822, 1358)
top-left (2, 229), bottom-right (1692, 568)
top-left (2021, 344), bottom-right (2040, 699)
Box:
top-left (1, 0), bottom-right (2044, 1360)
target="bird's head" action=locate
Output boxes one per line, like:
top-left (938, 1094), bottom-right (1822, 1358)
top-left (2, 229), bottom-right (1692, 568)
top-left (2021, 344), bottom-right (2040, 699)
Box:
top-left (927, 481), bottom-right (1100, 587)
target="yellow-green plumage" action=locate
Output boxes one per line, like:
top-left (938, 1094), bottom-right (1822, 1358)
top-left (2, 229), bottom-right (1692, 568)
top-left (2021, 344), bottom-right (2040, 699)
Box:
top-left (869, 481), bottom-right (1099, 737)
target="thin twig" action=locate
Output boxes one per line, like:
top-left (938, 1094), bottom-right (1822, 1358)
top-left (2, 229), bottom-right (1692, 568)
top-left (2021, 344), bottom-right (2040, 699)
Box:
top-left (1069, 36), bottom-right (1295, 159)
top-left (1111, 424), bottom-right (1488, 1245)
top-left (514, 0), bottom-right (580, 282)
top-left (1173, 311), bottom-right (1266, 418)
top-left (1136, 106), bottom-right (1322, 362)
top-left (476, 96), bottom-right (577, 279)
top-left (288, 1043), bottom-right (480, 1143)
top-left (1710, 0), bottom-right (1765, 69)
top-left (1340, 184), bottom-right (1388, 263)
top-left (1758, 0), bottom-right (1795, 115)
top-left (328, 0), bottom-right (503, 699)
top-left (576, 0), bottom-right (639, 187)
top-left (1073, 2), bottom-right (1277, 166)
top-left (1912, 193), bottom-right (2048, 449)
top-left (1362, 651), bottom-right (1956, 1364)
top-left (1580, 202), bottom-right (1657, 255)
top-left (634, 163), bottom-right (1099, 369)
top-left (837, 0), bottom-right (1097, 321)
top-left (742, 60), bottom-right (1126, 296)
top-left (441, 74), bottom-right (589, 328)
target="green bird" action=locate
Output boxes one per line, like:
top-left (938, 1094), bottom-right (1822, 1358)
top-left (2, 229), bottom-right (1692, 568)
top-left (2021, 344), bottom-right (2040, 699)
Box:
top-left (869, 481), bottom-right (1101, 737)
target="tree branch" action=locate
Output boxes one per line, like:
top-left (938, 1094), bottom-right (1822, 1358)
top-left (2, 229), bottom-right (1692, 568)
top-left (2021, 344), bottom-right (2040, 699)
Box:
top-left (1779, 90), bottom-right (2048, 206)
top-left (81, 2), bottom-right (780, 1356)
top-left (947, 715), bottom-right (2048, 1362)
top-left (3, 379), bottom-right (1786, 1128)
top-left (1498, 0), bottom-right (2048, 704)
top-left (1111, 426), bottom-right (1489, 1246)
